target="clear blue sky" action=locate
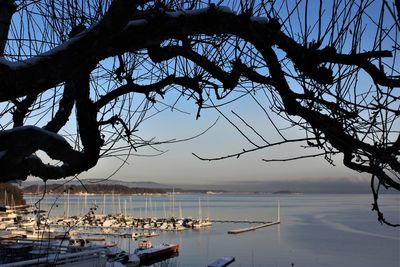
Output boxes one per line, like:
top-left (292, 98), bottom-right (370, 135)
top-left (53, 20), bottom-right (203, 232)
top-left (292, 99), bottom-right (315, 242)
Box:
top-left (79, 93), bottom-right (367, 185)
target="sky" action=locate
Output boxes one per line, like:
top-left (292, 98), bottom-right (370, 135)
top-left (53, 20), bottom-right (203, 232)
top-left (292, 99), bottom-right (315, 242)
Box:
top-left (76, 94), bottom-right (368, 186)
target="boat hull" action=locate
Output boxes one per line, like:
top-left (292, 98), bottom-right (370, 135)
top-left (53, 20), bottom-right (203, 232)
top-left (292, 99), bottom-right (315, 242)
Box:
top-left (136, 244), bottom-right (179, 265)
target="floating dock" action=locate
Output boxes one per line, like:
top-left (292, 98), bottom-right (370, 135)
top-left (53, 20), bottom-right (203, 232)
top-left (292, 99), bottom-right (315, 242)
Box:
top-left (227, 220), bottom-right (280, 234)
top-left (211, 219), bottom-right (268, 223)
top-left (228, 201), bottom-right (281, 234)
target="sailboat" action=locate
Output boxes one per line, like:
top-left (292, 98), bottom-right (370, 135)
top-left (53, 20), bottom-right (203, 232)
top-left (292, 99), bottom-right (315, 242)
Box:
top-left (202, 196), bottom-right (212, 227)
top-left (171, 203), bottom-right (186, 231)
top-left (192, 198), bottom-right (203, 229)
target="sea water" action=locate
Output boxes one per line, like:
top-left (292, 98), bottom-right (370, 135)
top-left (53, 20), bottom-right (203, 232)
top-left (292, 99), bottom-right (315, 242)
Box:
top-left (25, 193), bottom-right (399, 267)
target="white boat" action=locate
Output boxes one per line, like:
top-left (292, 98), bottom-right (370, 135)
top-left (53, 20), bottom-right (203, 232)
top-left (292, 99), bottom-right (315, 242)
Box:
top-left (24, 227), bottom-right (56, 240)
top-left (0, 214), bottom-right (16, 227)
top-left (192, 219), bottom-right (202, 229)
top-left (103, 219), bottom-right (116, 227)
top-left (202, 218), bottom-right (213, 227)
top-left (173, 224), bottom-right (186, 231)
top-left (69, 237), bottom-right (91, 248)
top-left (19, 218), bottom-right (36, 228)
top-left (102, 228), bottom-right (113, 234)
top-left (0, 223), bottom-right (7, 230)
top-left (8, 227), bottom-right (27, 237)
top-left (141, 223), bottom-right (151, 229)
top-left (158, 222), bottom-right (168, 230)
top-left (1, 247), bottom-right (107, 267)
top-left (0, 230), bottom-right (16, 238)
top-left (143, 230), bottom-right (159, 238)
top-left (131, 232), bottom-right (142, 239)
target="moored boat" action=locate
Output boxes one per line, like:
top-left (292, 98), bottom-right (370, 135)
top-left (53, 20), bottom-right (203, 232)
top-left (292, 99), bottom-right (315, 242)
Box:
top-left (0, 238), bottom-right (107, 267)
top-left (134, 240), bottom-right (179, 264)
top-left (143, 230), bottom-right (159, 238)
top-left (24, 227), bottom-right (56, 240)
top-left (106, 246), bottom-right (140, 267)
top-left (131, 232), bottom-right (142, 239)
top-left (208, 256), bottom-right (235, 267)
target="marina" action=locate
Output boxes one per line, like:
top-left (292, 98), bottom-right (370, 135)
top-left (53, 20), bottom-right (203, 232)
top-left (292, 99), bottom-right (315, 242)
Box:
top-left (0, 193), bottom-right (397, 266)
top-left (0, 192), bottom-right (280, 266)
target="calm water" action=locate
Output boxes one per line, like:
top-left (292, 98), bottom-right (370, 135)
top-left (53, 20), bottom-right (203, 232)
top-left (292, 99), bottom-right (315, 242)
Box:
top-left (25, 193), bottom-right (399, 267)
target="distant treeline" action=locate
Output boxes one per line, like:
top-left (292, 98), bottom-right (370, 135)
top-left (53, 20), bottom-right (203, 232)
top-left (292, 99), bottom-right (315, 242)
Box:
top-left (0, 183), bottom-right (26, 206)
top-left (24, 184), bottom-right (168, 195)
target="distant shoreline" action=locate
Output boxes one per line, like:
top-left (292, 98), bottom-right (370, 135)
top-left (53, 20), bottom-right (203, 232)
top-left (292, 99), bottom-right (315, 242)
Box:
top-left (22, 189), bottom-right (303, 196)
top-left (23, 192), bottom-right (170, 196)
top-left (22, 179), bottom-right (393, 194)
top-left (20, 177), bottom-right (377, 194)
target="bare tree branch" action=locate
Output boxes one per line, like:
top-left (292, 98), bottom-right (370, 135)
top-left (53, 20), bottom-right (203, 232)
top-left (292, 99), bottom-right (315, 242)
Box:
top-left (0, 0), bottom-right (15, 56)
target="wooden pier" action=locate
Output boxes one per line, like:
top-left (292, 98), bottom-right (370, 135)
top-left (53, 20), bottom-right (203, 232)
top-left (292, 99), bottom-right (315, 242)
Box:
top-left (211, 219), bottom-right (269, 224)
top-left (227, 201), bottom-right (281, 234)
top-left (227, 220), bottom-right (280, 234)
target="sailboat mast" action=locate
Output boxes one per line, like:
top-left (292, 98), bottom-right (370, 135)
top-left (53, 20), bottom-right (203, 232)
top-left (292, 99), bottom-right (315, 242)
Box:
top-left (172, 188), bottom-right (175, 218)
top-left (149, 197), bottom-right (152, 218)
top-left (154, 200), bottom-right (157, 219)
top-left (198, 197), bottom-right (202, 221)
top-left (118, 195), bottom-right (121, 214)
top-left (103, 195), bottom-right (106, 215)
top-left (145, 197), bottom-right (148, 218)
top-left (207, 195), bottom-right (210, 220)
top-left (278, 200), bottom-right (281, 222)
top-left (67, 189), bottom-right (70, 219)
top-left (124, 199), bottom-right (127, 217)
top-left (10, 194), bottom-right (14, 209)
top-left (130, 196), bottom-right (133, 218)
top-left (112, 191), bottom-right (115, 215)
top-left (77, 196), bottom-right (80, 217)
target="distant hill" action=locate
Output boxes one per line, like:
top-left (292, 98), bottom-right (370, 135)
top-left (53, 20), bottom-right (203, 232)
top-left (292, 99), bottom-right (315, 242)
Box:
top-left (77, 179), bottom-right (171, 189)
top-left (22, 179), bottom-right (171, 189)
top-left (22, 179), bottom-right (216, 194)
top-left (23, 183), bottom-right (168, 195)
top-left (21, 176), bottom-right (378, 194)
top-left (272, 190), bottom-right (301, 194)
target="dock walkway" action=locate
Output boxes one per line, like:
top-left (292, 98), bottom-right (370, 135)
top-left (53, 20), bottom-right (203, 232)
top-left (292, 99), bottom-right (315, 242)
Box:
top-left (211, 219), bottom-right (269, 224)
top-left (227, 220), bottom-right (280, 234)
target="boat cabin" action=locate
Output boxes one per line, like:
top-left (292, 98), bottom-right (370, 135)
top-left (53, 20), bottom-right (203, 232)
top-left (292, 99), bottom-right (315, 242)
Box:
top-left (137, 239), bottom-right (152, 250)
